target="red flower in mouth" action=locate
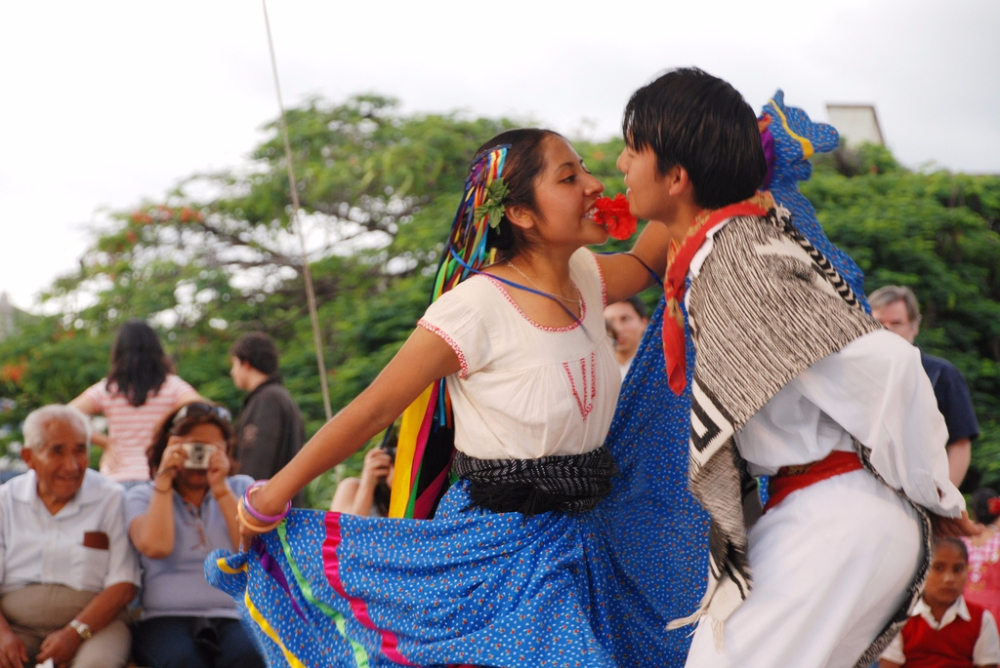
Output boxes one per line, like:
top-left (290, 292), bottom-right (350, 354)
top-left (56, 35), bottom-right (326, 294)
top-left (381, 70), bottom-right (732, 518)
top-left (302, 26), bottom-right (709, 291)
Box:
top-left (592, 194), bottom-right (637, 240)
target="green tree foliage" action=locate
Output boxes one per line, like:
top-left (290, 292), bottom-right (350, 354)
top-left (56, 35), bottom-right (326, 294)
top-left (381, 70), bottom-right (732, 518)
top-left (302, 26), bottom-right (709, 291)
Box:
top-left (808, 145), bottom-right (1000, 490)
top-left (4, 100), bottom-right (997, 504)
top-left (0, 96), bottom-right (626, 506)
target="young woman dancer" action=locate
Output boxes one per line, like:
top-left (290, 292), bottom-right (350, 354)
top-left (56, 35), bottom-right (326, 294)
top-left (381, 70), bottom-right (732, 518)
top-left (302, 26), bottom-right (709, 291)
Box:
top-left (209, 128), bottom-right (675, 667)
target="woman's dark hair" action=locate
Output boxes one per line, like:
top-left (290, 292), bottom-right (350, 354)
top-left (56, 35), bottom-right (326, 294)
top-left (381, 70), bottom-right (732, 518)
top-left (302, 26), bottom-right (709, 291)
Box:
top-left (476, 128), bottom-right (562, 259)
top-left (971, 487), bottom-right (999, 525)
top-left (106, 320), bottom-right (174, 407)
top-left (147, 401), bottom-right (236, 480)
top-left (623, 67), bottom-right (767, 209)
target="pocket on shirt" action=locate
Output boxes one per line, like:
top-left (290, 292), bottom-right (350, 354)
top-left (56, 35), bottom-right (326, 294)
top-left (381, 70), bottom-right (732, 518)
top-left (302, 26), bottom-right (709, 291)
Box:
top-left (71, 544), bottom-right (111, 592)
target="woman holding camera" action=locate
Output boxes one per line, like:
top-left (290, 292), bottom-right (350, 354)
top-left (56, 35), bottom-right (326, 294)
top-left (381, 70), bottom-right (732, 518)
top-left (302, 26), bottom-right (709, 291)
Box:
top-left (126, 402), bottom-right (265, 668)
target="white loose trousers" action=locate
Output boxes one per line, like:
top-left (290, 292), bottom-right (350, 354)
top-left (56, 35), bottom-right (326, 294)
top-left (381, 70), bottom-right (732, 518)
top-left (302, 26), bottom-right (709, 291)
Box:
top-left (685, 469), bottom-right (922, 668)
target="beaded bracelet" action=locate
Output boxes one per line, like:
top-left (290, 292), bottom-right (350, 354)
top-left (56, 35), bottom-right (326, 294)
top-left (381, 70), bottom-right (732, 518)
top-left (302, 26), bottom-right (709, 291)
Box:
top-left (237, 498), bottom-right (283, 533)
top-left (242, 480), bottom-right (291, 524)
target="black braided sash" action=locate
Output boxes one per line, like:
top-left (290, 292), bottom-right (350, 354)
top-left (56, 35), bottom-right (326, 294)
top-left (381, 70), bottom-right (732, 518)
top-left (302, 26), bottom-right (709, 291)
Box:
top-left (452, 447), bottom-right (618, 515)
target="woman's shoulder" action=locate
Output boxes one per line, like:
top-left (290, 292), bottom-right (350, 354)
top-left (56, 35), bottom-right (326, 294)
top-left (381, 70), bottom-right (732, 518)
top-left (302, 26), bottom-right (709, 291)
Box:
top-left (160, 374), bottom-right (197, 395)
top-left (436, 273), bottom-right (497, 304)
top-left (227, 475), bottom-right (256, 497)
top-left (421, 274), bottom-right (497, 327)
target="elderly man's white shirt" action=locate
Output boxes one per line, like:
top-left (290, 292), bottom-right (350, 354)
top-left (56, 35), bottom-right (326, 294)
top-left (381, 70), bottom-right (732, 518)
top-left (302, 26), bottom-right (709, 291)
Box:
top-left (0, 469), bottom-right (140, 594)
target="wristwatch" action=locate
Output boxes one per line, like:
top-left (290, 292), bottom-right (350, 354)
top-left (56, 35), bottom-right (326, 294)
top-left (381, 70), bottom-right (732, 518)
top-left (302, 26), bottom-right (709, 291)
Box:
top-left (68, 619), bottom-right (92, 641)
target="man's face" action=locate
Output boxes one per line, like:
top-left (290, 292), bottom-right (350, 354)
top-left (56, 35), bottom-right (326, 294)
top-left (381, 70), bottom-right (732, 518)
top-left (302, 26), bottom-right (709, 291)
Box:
top-left (923, 542), bottom-right (968, 612)
top-left (616, 144), bottom-right (672, 222)
top-left (604, 302), bottom-right (649, 359)
top-left (23, 420), bottom-right (88, 506)
top-left (872, 300), bottom-right (918, 343)
top-left (230, 356), bottom-right (249, 390)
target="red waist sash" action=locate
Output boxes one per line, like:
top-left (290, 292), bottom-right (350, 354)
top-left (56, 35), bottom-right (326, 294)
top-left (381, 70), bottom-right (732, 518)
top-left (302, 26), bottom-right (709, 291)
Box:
top-left (764, 451), bottom-right (864, 513)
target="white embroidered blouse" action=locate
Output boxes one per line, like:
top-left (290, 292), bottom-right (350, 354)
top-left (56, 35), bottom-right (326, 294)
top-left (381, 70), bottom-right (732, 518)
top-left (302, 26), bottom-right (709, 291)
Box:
top-left (418, 248), bottom-right (620, 461)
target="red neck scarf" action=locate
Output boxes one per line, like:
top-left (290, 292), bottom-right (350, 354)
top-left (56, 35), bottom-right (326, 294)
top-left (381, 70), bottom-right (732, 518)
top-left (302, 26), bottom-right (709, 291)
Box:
top-left (663, 191), bottom-right (775, 395)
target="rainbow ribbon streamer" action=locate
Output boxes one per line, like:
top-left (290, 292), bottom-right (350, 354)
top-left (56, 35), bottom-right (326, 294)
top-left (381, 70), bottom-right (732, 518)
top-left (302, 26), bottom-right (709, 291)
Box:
top-left (388, 146), bottom-right (508, 519)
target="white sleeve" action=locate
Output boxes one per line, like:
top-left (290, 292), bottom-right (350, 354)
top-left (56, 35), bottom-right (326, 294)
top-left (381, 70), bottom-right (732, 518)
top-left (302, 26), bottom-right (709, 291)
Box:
top-left (103, 487), bottom-right (142, 588)
top-left (418, 282), bottom-right (492, 379)
top-left (879, 628), bottom-right (906, 663)
top-left (787, 329), bottom-right (963, 517)
top-left (975, 610), bottom-right (1000, 665)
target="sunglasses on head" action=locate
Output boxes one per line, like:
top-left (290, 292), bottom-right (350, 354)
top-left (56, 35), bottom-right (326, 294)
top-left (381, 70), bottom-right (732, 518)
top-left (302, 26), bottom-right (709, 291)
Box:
top-left (171, 402), bottom-right (232, 427)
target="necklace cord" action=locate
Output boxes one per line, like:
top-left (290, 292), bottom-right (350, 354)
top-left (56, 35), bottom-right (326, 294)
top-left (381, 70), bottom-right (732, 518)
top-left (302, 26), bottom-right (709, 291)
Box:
top-left (506, 261), bottom-right (581, 306)
top-left (448, 248), bottom-right (583, 327)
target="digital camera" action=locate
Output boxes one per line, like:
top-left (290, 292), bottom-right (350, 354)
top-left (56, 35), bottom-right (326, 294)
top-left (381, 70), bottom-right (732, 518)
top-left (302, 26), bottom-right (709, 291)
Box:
top-left (182, 442), bottom-right (217, 469)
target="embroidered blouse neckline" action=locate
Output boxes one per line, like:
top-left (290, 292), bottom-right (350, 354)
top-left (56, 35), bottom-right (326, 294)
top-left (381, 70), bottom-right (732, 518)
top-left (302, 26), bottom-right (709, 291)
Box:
top-left (482, 274), bottom-right (586, 332)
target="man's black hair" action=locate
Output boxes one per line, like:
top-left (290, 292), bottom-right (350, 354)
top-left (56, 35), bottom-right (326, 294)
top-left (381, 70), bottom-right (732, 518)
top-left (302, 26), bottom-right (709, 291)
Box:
top-left (621, 296), bottom-right (649, 320)
top-left (231, 332), bottom-right (279, 376)
top-left (623, 67), bottom-right (767, 209)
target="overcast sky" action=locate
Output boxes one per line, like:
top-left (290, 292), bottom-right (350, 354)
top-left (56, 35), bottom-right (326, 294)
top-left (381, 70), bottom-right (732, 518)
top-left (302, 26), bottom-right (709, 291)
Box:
top-left (2, 0), bottom-right (998, 313)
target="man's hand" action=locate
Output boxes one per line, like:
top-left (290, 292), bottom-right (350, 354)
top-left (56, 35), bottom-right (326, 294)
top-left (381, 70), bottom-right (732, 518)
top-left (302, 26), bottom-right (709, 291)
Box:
top-left (933, 510), bottom-right (982, 538)
top-left (36, 626), bottom-right (81, 668)
top-left (0, 629), bottom-right (27, 668)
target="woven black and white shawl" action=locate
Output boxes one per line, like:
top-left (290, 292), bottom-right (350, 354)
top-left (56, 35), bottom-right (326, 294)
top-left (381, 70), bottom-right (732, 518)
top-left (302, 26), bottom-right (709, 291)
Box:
top-left (668, 205), bottom-right (933, 667)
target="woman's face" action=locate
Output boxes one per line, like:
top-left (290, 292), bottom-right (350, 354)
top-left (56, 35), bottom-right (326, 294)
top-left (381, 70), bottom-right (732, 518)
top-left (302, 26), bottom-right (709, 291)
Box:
top-left (172, 422), bottom-right (228, 492)
top-left (517, 136), bottom-right (607, 249)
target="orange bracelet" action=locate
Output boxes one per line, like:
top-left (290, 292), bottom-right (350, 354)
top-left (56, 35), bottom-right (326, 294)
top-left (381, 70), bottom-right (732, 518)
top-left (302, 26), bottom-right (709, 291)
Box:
top-left (237, 498), bottom-right (283, 533)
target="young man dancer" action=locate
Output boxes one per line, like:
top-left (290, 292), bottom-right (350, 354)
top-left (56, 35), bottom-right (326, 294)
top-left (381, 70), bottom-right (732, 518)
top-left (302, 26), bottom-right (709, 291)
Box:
top-left (617, 67), bottom-right (973, 667)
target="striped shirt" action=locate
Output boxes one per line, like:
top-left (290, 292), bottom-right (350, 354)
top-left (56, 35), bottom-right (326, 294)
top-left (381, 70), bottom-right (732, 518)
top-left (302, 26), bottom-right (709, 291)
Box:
top-left (83, 374), bottom-right (197, 482)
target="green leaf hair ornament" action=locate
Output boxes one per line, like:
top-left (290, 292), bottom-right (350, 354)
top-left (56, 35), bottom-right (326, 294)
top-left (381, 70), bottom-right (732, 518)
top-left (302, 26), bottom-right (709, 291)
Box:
top-left (474, 178), bottom-right (510, 228)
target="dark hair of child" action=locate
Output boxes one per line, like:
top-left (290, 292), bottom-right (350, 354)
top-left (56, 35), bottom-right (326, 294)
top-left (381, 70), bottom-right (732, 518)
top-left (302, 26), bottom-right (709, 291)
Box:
top-left (622, 67), bottom-right (768, 209)
top-left (936, 535), bottom-right (969, 563)
top-left (971, 488), bottom-right (1000, 525)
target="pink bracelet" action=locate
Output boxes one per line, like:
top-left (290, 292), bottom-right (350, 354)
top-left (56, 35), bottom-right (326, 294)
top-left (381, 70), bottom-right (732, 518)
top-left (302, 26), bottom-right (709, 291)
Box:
top-left (242, 481), bottom-right (291, 524)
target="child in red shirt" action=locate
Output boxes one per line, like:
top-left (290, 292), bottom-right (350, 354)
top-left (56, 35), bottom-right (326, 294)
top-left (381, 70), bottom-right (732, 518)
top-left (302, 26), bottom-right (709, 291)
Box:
top-left (881, 537), bottom-right (1000, 667)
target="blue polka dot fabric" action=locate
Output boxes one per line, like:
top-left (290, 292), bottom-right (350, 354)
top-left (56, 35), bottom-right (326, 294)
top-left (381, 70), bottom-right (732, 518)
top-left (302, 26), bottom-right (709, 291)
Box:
top-left (205, 306), bottom-right (707, 667)
top-left (204, 91), bottom-right (872, 668)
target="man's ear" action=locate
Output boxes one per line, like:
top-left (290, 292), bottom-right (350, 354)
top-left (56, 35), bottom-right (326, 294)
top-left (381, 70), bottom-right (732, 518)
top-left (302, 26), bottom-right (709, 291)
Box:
top-left (504, 204), bottom-right (536, 233)
top-left (664, 164), bottom-right (693, 198)
top-left (20, 448), bottom-right (35, 470)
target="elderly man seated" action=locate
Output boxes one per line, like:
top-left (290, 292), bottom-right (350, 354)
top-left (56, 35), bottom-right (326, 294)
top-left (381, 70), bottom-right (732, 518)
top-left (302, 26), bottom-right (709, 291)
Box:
top-left (0, 405), bottom-right (139, 668)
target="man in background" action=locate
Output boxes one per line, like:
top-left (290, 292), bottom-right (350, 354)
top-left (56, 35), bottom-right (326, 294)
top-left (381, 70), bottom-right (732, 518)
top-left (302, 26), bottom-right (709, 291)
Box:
top-left (604, 296), bottom-right (650, 380)
top-left (871, 285), bottom-right (979, 487)
top-left (230, 332), bottom-right (307, 506)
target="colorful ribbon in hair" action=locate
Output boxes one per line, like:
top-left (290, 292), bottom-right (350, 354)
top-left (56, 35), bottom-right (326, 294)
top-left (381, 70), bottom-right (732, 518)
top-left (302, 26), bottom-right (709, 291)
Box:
top-left (388, 146), bottom-right (509, 519)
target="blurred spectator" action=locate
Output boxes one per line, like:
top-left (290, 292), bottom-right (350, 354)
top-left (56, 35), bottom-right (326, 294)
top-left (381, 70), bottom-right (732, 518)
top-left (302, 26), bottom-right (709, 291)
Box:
top-left (71, 320), bottom-right (200, 488)
top-left (126, 401), bottom-right (264, 668)
top-left (604, 297), bottom-right (650, 380)
top-left (964, 488), bottom-right (1000, 624)
top-left (871, 286), bottom-right (979, 487)
top-left (229, 332), bottom-right (306, 506)
top-left (330, 442), bottom-right (395, 517)
top-left (880, 537), bottom-right (1000, 667)
top-left (0, 405), bottom-right (139, 667)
